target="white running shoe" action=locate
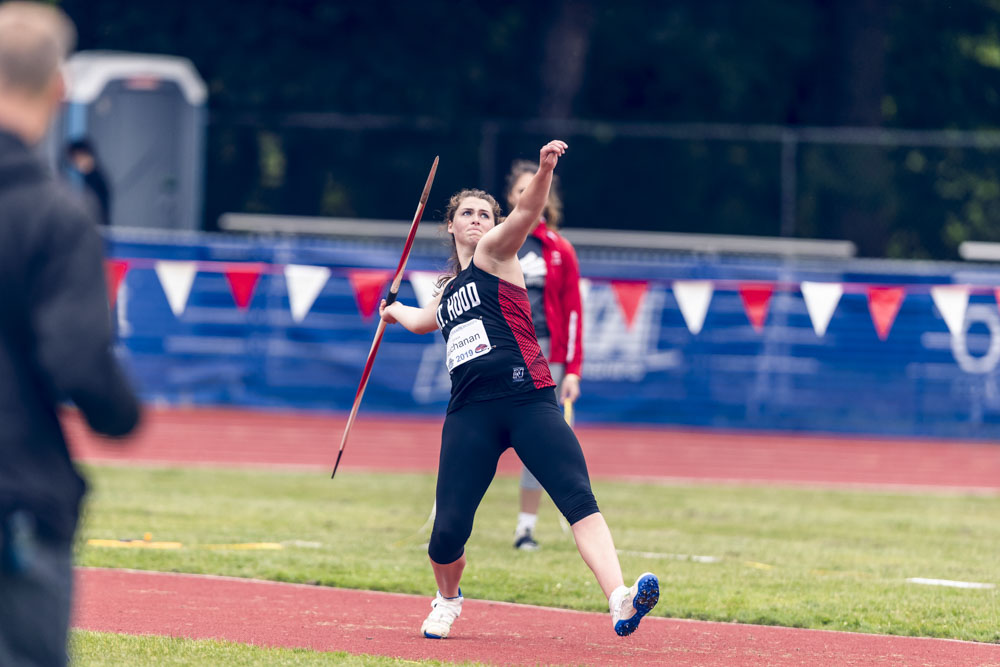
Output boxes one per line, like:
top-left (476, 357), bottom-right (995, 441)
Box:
top-left (610, 572), bottom-right (659, 637)
top-left (420, 590), bottom-right (463, 639)
top-left (513, 527), bottom-right (540, 551)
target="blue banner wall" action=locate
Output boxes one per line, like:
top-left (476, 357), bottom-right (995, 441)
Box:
top-left (105, 228), bottom-right (1000, 438)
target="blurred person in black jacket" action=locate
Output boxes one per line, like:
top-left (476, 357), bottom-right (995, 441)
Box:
top-left (66, 137), bottom-right (111, 226)
top-left (0, 3), bottom-right (141, 665)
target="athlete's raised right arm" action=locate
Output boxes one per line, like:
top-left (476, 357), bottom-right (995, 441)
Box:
top-left (380, 289), bottom-right (444, 335)
top-left (479, 140), bottom-right (567, 262)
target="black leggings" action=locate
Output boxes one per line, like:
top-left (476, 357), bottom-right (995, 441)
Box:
top-left (428, 388), bottom-right (599, 565)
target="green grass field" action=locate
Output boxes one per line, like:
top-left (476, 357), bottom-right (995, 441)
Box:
top-left (71, 631), bottom-right (485, 666)
top-left (75, 464), bottom-right (1000, 645)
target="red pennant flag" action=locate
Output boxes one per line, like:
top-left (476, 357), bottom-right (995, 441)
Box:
top-left (105, 259), bottom-right (128, 307)
top-left (610, 280), bottom-right (648, 331)
top-left (224, 264), bottom-right (264, 310)
top-left (867, 286), bottom-right (905, 340)
top-left (348, 269), bottom-right (393, 319)
top-left (738, 283), bottom-right (774, 332)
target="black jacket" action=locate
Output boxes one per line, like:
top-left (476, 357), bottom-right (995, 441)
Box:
top-left (0, 129), bottom-right (140, 542)
top-left (82, 167), bottom-right (111, 226)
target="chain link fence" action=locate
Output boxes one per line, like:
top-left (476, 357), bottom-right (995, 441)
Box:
top-left (205, 113), bottom-right (1000, 259)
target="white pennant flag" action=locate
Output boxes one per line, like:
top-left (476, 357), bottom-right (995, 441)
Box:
top-left (931, 285), bottom-right (970, 336)
top-left (154, 260), bottom-right (198, 317)
top-left (408, 271), bottom-right (441, 308)
top-left (672, 280), bottom-right (713, 335)
top-left (800, 281), bottom-right (843, 337)
top-left (284, 264), bottom-right (331, 323)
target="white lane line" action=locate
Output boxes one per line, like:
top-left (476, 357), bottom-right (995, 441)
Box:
top-left (906, 577), bottom-right (995, 589)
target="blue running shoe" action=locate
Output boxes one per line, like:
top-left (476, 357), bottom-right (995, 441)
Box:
top-left (611, 572), bottom-right (659, 637)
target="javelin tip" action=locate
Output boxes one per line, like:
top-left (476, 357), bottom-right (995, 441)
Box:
top-left (419, 157), bottom-right (439, 204)
top-left (331, 449), bottom-right (345, 480)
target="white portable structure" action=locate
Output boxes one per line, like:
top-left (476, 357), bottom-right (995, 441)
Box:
top-left (56, 51), bottom-right (207, 229)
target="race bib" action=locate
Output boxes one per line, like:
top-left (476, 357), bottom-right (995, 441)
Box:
top-left (446, 318), bottom-right (492, 372)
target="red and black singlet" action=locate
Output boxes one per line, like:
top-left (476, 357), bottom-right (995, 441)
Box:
top-left (437, 260), bottom-right (554, 412)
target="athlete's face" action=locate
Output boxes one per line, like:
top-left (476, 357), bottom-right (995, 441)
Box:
top-left (449, 197), bottom-right (495, 247)
top-left (507, 172), bottom-right (532, 210)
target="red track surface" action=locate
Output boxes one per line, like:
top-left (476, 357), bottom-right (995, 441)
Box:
top-left (67, 407), bottom-right (1000, 665)
top-left (67, 406), bottom-right (1000, 490)
top-left (75, 568), bottom-right (1000, 667)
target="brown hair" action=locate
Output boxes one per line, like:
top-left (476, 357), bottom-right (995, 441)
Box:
top-left (0, 2), bottom-right (75, 95)
top-left (504, 159), bottom-right (563, 231)
top-left (436, 189), bottom-right (503, 288)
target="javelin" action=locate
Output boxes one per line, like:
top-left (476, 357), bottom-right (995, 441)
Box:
top-left (331, 156), bottom-right (439, 479)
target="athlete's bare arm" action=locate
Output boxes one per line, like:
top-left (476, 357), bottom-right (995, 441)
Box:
top-left (380, 289), bottom-right (445, 335)
top-left (477, 140), bottom-right (567, 275)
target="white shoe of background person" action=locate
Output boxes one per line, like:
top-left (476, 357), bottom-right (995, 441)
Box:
top-left (513, 526), bottom-right (540, 551)
top-left (420, 590), bottom-right (463, 639)
top-left (609, 572), bottom-right (659, 636)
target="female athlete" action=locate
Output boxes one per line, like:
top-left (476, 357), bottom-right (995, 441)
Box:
top-left (379, 140), bottom-right (658, 640)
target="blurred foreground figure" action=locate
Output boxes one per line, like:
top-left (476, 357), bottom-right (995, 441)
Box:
top-left (0, 3), bottom-right (141, 665)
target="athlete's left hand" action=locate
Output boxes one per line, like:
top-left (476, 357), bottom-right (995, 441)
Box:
top-left (539, 140), bottom-right (567, 171)
top-left (559, 373), bottom-right (581, 404)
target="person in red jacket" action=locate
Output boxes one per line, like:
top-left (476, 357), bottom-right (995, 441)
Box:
top-left (505, 159), bottom-right (584, 551)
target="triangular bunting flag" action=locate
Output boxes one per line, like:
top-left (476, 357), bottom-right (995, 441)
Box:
top-left (610, 281), bottom-right (648, 331)
top-left (285, 264), bottom-right (331, 323)
top-left (800, 281), bottom-right (843, 337)
top-left (867, 286), bottom-right (905, 341)
top-left (105, 259), bottom-right (128, 307)
top-left (348, 269), bottom-right (393, 319)
top-left (224, 264), bottom-right (264, 310)
top-left (738, 283), bottom-right (774, 332)
top-left (672, 280), bottom-right (713, 335)
top-left (408, 271), bottom-right (441, 308)
top-left (154, 260), bottom-right (198, 317)
top-left (930, 285), bottom-right (969, 337)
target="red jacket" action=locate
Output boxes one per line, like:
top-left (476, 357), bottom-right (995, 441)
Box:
top-left (532, 221), bottom-right (583, 377)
